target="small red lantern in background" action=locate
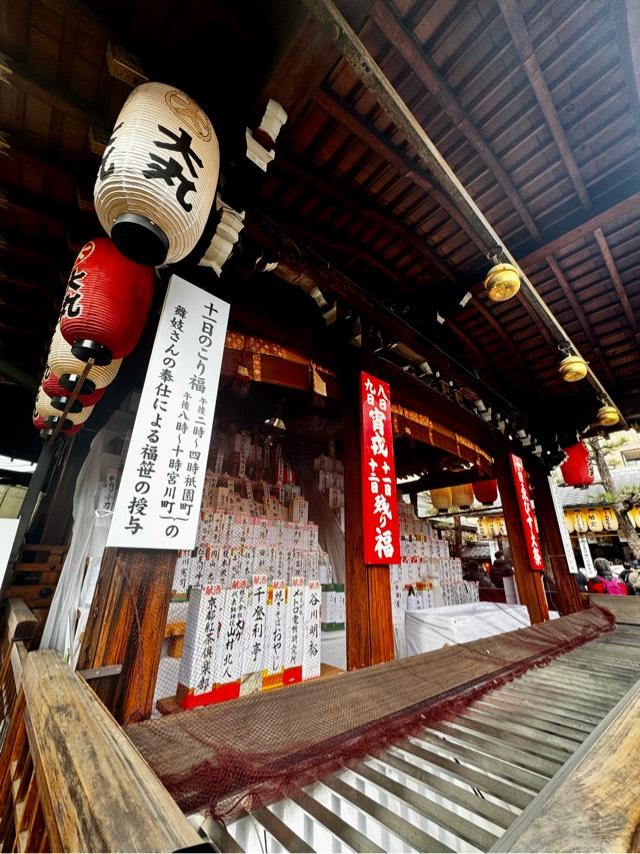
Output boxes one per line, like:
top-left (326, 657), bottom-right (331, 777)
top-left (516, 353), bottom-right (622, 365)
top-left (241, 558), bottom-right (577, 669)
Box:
top-left (561, 442), bottom-right (594, 487)
top-left (473, 479), bottom-right (498, 506)
top-left (59, 238), bottom-right (154, 365)
top-left (42, 366), bottom-right (106, 406)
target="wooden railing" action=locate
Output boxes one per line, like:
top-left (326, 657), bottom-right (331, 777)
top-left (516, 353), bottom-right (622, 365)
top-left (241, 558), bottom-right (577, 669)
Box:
top-left (0, 599), bottom-right (201, 853)
top-left (0, 598), bottom-right (45, 852)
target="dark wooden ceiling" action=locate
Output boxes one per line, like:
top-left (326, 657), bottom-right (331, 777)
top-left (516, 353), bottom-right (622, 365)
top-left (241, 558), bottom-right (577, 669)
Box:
top-left (0, 0), bottom-right (639, 459)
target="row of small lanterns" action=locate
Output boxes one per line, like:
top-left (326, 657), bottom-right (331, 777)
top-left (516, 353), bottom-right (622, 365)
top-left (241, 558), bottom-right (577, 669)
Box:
top-left (479, 507), bottom-right (640, 538)
top-left (429, 443), bottom-right (592, 516)
top-left (483, 263), bottom-right (619, 427)
top-left (430, 480), bottom-right (499, 514)
top-left (35, 81), bottom-right (219, 437)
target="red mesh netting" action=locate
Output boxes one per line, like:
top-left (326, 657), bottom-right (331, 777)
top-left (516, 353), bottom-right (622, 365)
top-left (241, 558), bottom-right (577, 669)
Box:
top-left (127, 605), bottom-right (614, 821)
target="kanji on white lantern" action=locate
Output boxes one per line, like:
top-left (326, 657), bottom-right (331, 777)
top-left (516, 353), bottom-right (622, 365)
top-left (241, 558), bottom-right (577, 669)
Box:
top-left (48, 325), bottom-right (122, 392)
top-left (94, 82), bottom-right (220, 265)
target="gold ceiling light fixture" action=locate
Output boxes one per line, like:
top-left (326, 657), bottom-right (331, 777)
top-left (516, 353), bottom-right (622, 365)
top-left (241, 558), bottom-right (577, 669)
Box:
top-left (483, 260), bottom-right (520, 303)
top-left (558, 343), bottom-right (588, 382)
top-left (597, 403), bottom-right (620, 427)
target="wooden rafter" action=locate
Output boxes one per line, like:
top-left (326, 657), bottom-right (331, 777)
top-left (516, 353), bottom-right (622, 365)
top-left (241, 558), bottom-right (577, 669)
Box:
top-left (372, 0), bottom-right (542, 242)
top-left (0, 49), bottom-right (103, 128)
top-left (610, 2), bottom-right (640, 142)
top-left (0, 184), bottom-right (72, 224)
top-left (519, 190), bottom-right (640, 269)
top-left (274, 155), bottom-right (457, 283)
top-left (313, 89), bottom-right (488, 255)
top-left (593, 226), bottom-right (640, 342)
top-left (625, 0), bottom-right (640, 106)
top-left (544, 253), bottom-right (616, 386)
top-left (0, 269), bottom-right (56, 297)
top-left (497, 0), bottom-right (590, 210)
top-left (247, 206), bottom-right (524, 418)
top-left (309, 90), bottom-right (551, 384)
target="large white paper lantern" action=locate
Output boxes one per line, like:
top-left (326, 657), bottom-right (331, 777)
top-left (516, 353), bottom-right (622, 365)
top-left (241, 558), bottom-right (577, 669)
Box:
top-left (94, 82), bottom-right (220, 265)
top-left (48, 325), bottom-right (122, 392)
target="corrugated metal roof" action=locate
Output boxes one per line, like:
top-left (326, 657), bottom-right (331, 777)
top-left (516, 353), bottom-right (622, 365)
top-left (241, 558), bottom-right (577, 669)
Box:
top-left (557, 468), bottom-right (640, 507)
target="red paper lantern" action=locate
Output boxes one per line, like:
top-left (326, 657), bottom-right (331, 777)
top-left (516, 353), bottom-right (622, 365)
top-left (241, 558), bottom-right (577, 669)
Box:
top-left (60, 238), bottom-right (154, 364)
top-left (42, 366), bottom-right (106, 406)
top-left (561, 442), bottom-right (594, 487)
top-left (473, 479), bottom-right (498, 506)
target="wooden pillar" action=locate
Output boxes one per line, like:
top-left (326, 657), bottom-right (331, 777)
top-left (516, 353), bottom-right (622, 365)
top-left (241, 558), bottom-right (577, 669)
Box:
top-left (343, 354), bottom-right (394, 669)
top-left (77, 547), bottom-right (175, 724)
top-left (529, 465), bottom-right (583, 615)
top-left (495, 453), bottom-right (549, 623)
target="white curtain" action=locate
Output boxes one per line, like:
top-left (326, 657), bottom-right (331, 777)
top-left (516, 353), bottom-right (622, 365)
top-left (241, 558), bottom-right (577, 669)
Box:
top-left (40, 428), bottom-right (120, 666)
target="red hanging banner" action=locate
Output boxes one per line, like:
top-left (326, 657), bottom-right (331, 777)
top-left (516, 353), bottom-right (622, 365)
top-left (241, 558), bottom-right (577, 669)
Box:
top-left (509, 453), bottom-right (545, 571)
top-left (360, 371), bottom-right (400, 564)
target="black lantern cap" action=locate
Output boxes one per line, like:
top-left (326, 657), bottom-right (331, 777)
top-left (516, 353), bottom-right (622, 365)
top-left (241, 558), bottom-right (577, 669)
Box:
top-left (112, 213), bottom-right (169, 266)
top-left (51, 396), bottom-right (83, 414)
top-left (44, 414), bottom-right (73, 430)
top-left (59, 373), bottom-right (96, 395)
top-left (71, 340), bottom-right (112, 366)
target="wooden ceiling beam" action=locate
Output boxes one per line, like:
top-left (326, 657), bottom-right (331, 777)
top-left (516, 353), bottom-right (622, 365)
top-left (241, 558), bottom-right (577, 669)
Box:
top-left (0, 129), bottom-right (80, 182)
top-left (246, 205), bottom-right (526, 421)
top-left (372, 0), bottom-right (542, 242)
top-left (313, 88), bottom-right (488, 255)
top-left (0, 50), bottom-right (103, 128)
top-left (38, 0), bottom-right (110, 40)
top-left (623, 0), bottom-right (640, 128)
top-left (544, 253), bottom-right (617, 387)
top-left (518, 190), bottom-right (640, 270)
top-left (0, 230), bottom-right (65, 272)
top-left (593, 226), bottom-right (640, 343)
top-left (496, 0), bottom-right (590, 210)
top-left (0, 269), bottom-right (57, 297)
top-left (274, 154), bottom-right (457, 284)
top-left (311, 93), bottom-right (549, 388)
top-left (611, 2), bottom-right (640, 141)
top-left (0, 184), bottom-right (72, 225)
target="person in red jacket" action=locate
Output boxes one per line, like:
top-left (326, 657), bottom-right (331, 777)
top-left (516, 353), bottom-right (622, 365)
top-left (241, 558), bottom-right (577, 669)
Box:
top-left (588, 558), bottom-right (627, 595)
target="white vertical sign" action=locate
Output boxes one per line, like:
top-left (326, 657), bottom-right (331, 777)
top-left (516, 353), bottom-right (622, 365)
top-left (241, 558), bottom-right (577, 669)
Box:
top-left (578, 534), bottom-right (595, 574)
top-left (547, 476), bottom-right (579, 574)
top-left (108, 275), bottom-right (229, 549)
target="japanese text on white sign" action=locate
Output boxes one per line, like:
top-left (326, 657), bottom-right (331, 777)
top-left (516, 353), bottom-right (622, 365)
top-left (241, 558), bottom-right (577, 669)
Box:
top-left (108, 275), bottom-right (229, 549)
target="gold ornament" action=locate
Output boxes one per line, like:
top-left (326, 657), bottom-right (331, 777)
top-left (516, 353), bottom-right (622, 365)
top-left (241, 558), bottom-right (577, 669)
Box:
top-left (559, 354), bottom-right (588, 382)
top-left (597, 405), bottom-right (620, 426)
top-left (484, 263), bottom-right (520, 302)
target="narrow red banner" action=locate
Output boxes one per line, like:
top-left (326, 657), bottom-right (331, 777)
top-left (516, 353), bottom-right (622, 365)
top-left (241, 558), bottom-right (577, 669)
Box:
top-left (360, 371), bottom-right (400, 565)
top-left (509, 453), bottom-right (545, 571)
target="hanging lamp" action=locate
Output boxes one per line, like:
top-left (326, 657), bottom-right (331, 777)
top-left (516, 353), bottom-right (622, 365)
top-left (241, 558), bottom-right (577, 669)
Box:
top-left (560, 442), bottom-right (594, 487)
top-left (472, 479), bottom-right (498, 506)
top-left (484, 262), bottom-right (520, 302)
top-left (42, 366), bottom-right (106, 406)
top-left (430, 487), bottom-right (452, 514)
top-left (59, 238), bottom-right (154, 364)
top-left (93, 81), bottom-right (220, 265)
top-left (559, 353), bottom-right (588, 382)
top-left (597, 404), bottom-right (620, 427)
top-left (451, 483), bottom-right (474, 510)
top-left (48, 325), bottom-right (122, 391)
